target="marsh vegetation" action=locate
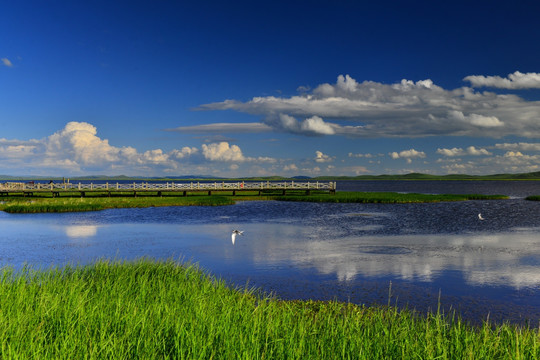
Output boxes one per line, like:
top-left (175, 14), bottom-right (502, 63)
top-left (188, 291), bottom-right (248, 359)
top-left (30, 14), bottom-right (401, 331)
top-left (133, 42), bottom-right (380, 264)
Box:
top-left (0, 191), bottom-right (508, 213)
top-left (1, 259), bottom-right (538, 359)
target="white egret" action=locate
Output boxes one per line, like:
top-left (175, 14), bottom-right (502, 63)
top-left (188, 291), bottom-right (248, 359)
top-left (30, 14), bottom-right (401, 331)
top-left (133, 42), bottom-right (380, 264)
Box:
top-left (478, 213), bottom-right (485, 220)
top-left (231, 230), bottom-right (243, 245)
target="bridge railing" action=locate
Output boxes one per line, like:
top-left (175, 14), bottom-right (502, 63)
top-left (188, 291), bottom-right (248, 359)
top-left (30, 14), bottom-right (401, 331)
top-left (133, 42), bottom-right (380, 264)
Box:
top-left (1, 181), bottom-right (336, 192)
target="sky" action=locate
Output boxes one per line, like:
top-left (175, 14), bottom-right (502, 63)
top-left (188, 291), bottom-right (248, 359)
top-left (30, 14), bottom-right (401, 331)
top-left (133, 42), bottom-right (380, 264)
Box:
top-left (2, 0), bottom-right (540, 178)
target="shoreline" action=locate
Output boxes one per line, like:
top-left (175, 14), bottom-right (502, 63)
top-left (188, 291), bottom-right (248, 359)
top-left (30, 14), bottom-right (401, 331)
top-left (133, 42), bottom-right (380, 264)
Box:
top-left (0, 191), bottom-right (510, 213)
top-left (0, 258), bottom-right (538, 358)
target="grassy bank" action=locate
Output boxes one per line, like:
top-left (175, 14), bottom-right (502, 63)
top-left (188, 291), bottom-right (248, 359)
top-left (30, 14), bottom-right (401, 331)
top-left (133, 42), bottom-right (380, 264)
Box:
top-left (0, 194), bottom-right (235, 213)
top-left (0, 191), bottom-right (509, 213)
top-left (526, 195), bottom-right (540, 201)
top-left (0, 259), bottom-right (537, 359)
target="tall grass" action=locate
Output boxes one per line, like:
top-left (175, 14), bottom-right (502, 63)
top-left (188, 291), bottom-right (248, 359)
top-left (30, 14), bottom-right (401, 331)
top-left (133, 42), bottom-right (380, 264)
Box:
top-left (0, 191), bottom-right (508, 213)
top-left (0, 259), bottom-right (537, 359)
top-left (278, 191), bottom-right (509, 203)
top-left (0, 195), bottom-right (234, 213)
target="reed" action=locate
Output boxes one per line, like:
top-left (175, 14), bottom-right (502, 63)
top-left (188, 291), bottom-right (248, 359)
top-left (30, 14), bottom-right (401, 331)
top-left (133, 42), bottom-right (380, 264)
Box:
top-left (0, 195), bottom-right (234, 213)
top-left (278, 192), bottom-right (509, 203)
top-left (0, 192), bottom-right (508, 213)
top-left (0, 259), bottom-right (537, 359)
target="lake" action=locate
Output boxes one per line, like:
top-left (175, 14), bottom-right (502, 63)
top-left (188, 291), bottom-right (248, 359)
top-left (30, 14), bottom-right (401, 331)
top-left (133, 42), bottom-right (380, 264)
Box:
top-left (1, 180), bottom-right (540, 325)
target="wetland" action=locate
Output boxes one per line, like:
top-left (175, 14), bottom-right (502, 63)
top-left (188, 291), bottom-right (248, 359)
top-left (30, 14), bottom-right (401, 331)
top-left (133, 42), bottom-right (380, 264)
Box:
top-left (2, 180), bottom-right (540, 326)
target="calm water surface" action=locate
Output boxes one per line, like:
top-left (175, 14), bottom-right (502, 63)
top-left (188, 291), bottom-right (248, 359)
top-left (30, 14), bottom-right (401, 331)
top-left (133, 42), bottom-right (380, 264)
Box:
top-left (2, 180), bottom-right (540, 325)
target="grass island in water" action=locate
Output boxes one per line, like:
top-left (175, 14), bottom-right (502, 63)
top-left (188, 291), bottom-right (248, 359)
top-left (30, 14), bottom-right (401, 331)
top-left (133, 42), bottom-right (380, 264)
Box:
top-left (0, 190), bottom-right (509, 213)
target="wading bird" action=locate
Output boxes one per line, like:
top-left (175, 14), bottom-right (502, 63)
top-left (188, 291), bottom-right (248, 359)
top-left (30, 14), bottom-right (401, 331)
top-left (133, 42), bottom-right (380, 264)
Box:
top-left (231, 230), bottom-right (243, 245)
top-left (478, 213), bottom-right (485, 220)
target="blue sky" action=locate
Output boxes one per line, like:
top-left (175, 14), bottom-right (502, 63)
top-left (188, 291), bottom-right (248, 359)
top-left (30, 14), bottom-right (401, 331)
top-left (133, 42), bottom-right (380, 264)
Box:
top-left (2, 1), bottom-right (540, 177)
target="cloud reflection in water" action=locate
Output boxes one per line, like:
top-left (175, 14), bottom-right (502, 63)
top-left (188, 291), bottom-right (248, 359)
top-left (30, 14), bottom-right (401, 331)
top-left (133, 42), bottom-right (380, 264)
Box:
top-left (64, 225), bottom-right (98, 238)
top-left (211, 222), bottom-right (540, 289)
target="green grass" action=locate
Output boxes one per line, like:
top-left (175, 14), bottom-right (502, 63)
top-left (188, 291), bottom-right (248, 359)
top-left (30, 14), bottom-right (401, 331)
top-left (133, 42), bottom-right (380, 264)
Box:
top-left (0, 191), bottom-right (509, 213)
top-left (277, 191), bottom-right (509, 203)
top-left (0, 259), bottom-right (538, 359)
top-left (526, 195), bottom-right (540, 201)
top-left (0, 194), bottom-right (235, 213)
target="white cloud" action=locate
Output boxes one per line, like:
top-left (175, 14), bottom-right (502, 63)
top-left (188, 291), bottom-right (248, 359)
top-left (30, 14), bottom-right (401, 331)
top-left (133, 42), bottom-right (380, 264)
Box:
top-left (0, 144), bottom-right (38, 158)
top-left (300, 116), bottom-right (335, 135)
top-left (348, 152), bottom-right (374, 158)
top-left (46, 122), bottom-right (121, 165)
top-left (437, 150), bottom-right (540, 175)
top-left (200, 142), bottom-right (276, 164)
top-left (464, 71), bottom-right (540, 89)
top-left (0, 122), bottom-right (274, 176)
top-left (437, 146), bottom-right (491, 157)
top-left (283, 164), bottom-right (298, 172)
top-left (466, 146), bottom-right (491, 156)
top-left (271, 114), bottom-right (335, 136)
top-left (171, 147), bottom-right (199, 159)
top-left (201, 142), bottom-right (246, 162)
top-left (437, 147), bottom-right (464, 157)
top-left (198, 73), bottom-right (540, 138)
top-left (447, 111), bottom-right (504, 128)
top-left (494, 142), bottom-right (540, 152)
top-left (1, 58), bottom-right (13, 67)
top-left (390, 149), bottom-right (426, 160)
top-left (315, 150), bottom-right (332, 163)
top-left (504, 151), bottom-right (524, 158)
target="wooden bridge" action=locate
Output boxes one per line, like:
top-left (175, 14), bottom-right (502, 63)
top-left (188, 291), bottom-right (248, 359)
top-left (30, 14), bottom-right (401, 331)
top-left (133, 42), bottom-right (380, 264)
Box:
top-left (0, 181), bottom-right (336, 197)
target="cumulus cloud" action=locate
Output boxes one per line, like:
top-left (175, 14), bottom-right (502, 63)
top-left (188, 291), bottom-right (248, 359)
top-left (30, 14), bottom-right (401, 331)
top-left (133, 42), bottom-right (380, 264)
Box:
top-left (437, 147), bottom-right (464, 157)
top-left (446, 111), bottom-right (504, 128)
top-left (283, 164), bottom-right (298, 172)
top-left (201, 141), bottom-right (277, 164)
top-left (348, 152), bottom-right (375, 158)
top-left (437, 146), bottom-right (491, 157)
top-left (466, 146), bottom-right (491, 156)
top-left (171, 146), bottom-right (199, 159)
top-left (197, 73), bottom-right (540, 138)
top-left (1, 58), bottom-right (13, 67)
top-left (494, 142), bottom-right (540, 152)
top-left (464, 71), bottom-right (540, 89)
top-left (46, 122), bottom-right (121, 165)
top-left (271, 114), bottom-right (335, 136)
top-left (0, 122), bottom-right (273, 176)
top-left (202, 142), bottom-right (246, 162)
top-left (390, 149), bottom-right (426, 160)
top-left (301, 116), bottom-right (335, 135)
top-left (390, 149), bottom-right (426, 164)
top-left (315, 150), bottom-right (332, 163)
top-left (504, 151), bottom-right (524, 158)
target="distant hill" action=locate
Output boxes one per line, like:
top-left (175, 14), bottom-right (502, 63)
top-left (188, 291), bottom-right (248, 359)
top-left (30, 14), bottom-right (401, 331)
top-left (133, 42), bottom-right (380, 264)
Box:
top-left (2, 171), bottom-right (540, 181)
top-left (314, 171), bottom-right (540, 181)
